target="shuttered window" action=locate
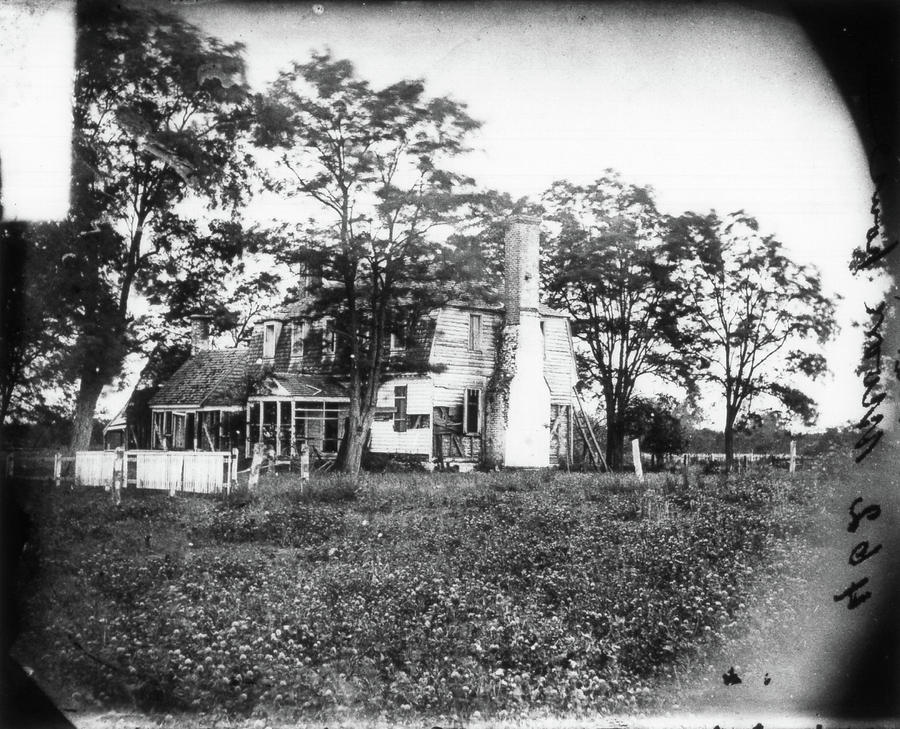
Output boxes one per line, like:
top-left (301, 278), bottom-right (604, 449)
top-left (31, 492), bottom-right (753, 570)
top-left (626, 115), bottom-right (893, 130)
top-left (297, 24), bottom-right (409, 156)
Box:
top-left (393, 386), bottom-right (408, 432)
top-left (463, 388), bottom-right (481, 434)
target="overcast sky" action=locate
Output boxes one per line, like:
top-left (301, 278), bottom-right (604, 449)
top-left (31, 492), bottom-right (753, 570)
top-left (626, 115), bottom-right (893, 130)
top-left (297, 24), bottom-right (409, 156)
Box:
top-left (166, 0), bottom-right (873, 429)
top-left (0, 1), bottom-right (878, 430)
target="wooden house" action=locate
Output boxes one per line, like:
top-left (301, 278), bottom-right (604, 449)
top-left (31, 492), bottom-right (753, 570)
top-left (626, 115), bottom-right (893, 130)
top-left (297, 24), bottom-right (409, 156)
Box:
top-left (148, 216), bottom-right (578, 468)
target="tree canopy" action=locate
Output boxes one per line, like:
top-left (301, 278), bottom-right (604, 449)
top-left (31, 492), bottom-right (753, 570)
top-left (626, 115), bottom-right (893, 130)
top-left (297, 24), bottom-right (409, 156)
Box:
top-left (667, 210), bottom-right (836, 469)
top-left (254, 52), bottom-right (481, 473)
top-left (541, 174), bottom-right (697, 469)
top-left (59, 1), bottom-right (255, 449)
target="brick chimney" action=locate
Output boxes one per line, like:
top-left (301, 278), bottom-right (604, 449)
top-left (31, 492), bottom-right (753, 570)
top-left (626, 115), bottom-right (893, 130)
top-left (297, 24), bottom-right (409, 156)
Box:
top-left (190, 314), bottom-right (213, 354)
top-left (485, 215), bottom-right (551, 468)
top-left (504, 216), bottom-right (542, 324)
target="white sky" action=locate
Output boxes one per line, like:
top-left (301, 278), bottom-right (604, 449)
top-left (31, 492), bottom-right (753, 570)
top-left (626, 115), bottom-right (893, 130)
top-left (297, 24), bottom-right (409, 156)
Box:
top-left (169, 1), bottom-right (873, 429)
top-left (0, 1), bottom-right (878, 430)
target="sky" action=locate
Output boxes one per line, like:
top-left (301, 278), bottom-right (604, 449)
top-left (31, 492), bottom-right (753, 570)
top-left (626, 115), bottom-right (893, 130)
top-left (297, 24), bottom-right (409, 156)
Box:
top-left (169, 0), bottom-right (875, 430)
top-left (0, 1), bottom-right (878, 430)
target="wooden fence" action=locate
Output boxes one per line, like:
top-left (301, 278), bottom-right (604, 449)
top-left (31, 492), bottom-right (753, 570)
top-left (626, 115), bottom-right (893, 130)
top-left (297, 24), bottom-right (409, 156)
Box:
top-left (5, 449), bottom-right (238, 495)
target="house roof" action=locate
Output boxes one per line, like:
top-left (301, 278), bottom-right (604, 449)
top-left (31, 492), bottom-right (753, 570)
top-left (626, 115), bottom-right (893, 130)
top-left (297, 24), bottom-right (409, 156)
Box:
top-left (149, 348), bottom-right (249, 408)
top-left (250, 372), bottom-right (349, 399)
top-left (441, 299), bottom-right (569, 319)
top-left (103, 405), bottom-right (128, 433)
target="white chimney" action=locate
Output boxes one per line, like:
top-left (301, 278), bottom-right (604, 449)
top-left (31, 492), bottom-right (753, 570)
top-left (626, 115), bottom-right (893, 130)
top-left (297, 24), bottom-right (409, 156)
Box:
top-left (487, 215), bottom-right (552, 468)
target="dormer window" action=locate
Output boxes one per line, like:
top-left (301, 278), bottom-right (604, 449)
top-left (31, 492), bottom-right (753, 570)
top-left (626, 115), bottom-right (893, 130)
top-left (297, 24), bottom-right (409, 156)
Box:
top-left (390, 328), bottom-right (408, 353)
top-left (291, 321), bottom-right (308, 359)
top-left (323, 320), bottom-right (336, 357)
top-left (263, 322), bottom-right (277, 359)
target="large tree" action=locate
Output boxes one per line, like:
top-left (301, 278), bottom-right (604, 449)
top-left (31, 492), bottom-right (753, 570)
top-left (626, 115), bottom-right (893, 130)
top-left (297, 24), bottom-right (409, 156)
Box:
top-left (0, 223), bottom-right (77, 427)
top-left (254, 52), bottom-right (480, 475)
top-left (64, 1), bottom-right (253, 449)
top-left (541, 174), bottom-right (697, 469)
top-left (667, 210), bottom-right (836, 470)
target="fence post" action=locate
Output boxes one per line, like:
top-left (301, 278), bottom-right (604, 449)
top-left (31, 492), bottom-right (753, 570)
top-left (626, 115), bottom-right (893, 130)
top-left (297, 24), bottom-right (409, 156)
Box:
top-left (631, 439), bottom-right (644, 481)
top-left (299, 443), bottom-right (310, 494)
top-left (6, 453), bottom-right (13, 478)
top-left (249, 442), bottom-right (263, 489)
top-left (230, 448), bottom-right (238, 492)
top-left (789, 440), bottom-right (796, 475)
top-left (168, 452), bottom-right (177, 498)
top-left (54, 452), bottom-right (62, 488)
top-left (112, 447), bottom-right (124, 506)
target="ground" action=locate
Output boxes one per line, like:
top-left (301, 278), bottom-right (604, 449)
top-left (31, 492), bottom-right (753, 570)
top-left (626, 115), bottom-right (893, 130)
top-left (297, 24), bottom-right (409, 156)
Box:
top-left (7, 453), bottom-right (869, 727)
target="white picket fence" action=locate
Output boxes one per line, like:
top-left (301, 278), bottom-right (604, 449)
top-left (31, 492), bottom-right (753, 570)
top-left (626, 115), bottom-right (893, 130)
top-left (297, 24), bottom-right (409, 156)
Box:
top-left (74, 449), bottom-right (237, 495)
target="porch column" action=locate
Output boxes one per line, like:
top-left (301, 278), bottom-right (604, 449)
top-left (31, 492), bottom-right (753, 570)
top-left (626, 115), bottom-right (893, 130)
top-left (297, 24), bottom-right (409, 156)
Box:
top-left (275, 400), bottom-right (282, 457)
top-left (245, 403), bottom-right (251, 458)
top-left (291, 401), bottom-right (296, 457)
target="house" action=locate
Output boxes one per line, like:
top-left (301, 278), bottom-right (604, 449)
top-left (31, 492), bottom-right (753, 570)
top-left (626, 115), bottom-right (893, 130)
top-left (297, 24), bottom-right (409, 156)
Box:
top-left (148, 216), bottom-right (578, 468)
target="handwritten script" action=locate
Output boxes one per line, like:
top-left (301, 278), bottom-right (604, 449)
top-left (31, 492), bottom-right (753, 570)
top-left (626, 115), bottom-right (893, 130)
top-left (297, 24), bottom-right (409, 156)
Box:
top-left (834, 178), bottom-right (894, 609)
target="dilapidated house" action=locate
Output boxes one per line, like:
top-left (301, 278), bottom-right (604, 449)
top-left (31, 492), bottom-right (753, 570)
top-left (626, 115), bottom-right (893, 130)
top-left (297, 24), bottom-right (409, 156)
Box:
top-left (148, 216), bottom-right (578, 468)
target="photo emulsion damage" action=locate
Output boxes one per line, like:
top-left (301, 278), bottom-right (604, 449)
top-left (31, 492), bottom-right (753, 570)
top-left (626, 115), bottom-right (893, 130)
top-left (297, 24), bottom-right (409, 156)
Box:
top-left (1, 1), bottom-right (899, 728)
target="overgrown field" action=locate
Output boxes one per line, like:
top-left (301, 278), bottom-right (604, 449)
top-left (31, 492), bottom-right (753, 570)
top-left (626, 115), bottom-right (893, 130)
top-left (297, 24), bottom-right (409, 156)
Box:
top-left (11, 462), bottom-right (844, 723)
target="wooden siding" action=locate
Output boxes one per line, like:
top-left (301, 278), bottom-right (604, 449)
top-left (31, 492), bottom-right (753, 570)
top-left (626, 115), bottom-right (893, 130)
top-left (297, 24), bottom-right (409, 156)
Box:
top-left (369, 377), bottom-right (433, 455)
top-left (430, 306), bottom-right (574, 408)
top-left (542, 316), bottom-right (576, 404)
top-left (430, 307), bottom-right (502, 407)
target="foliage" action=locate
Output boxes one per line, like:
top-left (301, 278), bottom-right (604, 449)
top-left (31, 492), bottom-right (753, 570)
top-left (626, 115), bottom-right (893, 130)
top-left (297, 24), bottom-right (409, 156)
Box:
top-left (0, 223), bottom-right (77, 426)
top-left (254, 51), bottom-right (481, 474)
top-left (142, 220), bottom-right (282, 351)
top-left (14, 466), bottom-right (832, 722)
top-left (623, 395), bottom-right (687, 468)
top-left (541, 174), bottom-right (697, 469)
top-left (59, 0), bottom-right (254, 449)
top-left (666, 210), bottom-right (836, 469)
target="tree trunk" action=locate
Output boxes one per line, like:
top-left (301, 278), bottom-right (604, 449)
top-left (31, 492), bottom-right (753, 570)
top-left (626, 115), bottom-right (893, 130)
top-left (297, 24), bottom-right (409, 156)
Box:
top-left (605, 407), bottom-right (626, 470)
top-left (723, 406), bottom-right (738, 473)
top-left (70, 370), bottom-right (106, 451)
top-left (335, 406), bottom-right (375, 476)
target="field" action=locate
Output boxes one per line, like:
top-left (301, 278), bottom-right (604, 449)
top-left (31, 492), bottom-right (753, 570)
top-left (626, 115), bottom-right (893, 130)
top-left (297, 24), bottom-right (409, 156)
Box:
top-left (9, 458), bottom-right (851, 726)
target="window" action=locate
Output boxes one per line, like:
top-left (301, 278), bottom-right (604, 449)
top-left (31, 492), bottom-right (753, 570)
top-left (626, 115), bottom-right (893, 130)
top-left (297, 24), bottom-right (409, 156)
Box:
top-left (468, 313), bottom-right (482, 351)
top-left (291, 321), bottom-right (307, 359)
top-left (323, 320), bottom-right (336, 357)
top-left (173, 413), bottom-right (186, 449)
top-left (263, 322), bottom-right (277, 359)
top-left (391, 329), bottom-right (407, 352)
top-left (463, 388), bottom-right (481, 434)
top-left (393, 385), bottom-right (408, 432)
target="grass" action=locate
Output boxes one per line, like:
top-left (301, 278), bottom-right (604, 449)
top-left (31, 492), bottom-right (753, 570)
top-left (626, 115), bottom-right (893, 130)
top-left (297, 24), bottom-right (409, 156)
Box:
top-left (9, 459), bottom-right (846, 725)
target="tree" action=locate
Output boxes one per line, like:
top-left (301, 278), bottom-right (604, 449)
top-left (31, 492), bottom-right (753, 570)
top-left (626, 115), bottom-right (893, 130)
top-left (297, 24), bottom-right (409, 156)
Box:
top-left (624, 395), bottom-right (687, 469)
top-left (254, 52), bottom-right (480, 475)
top-left (542, 174), bottom-right (697, 469)
top-left (441, 190), bottom-right (542, 303)
top-left (667, 210), bottom-right (836, 470)
top-left (64, 1), bottom-right (253, 450)
top-left (142, 220), bottom-right (283, 350)
top-left (0, 221), bottom-right (84, 430)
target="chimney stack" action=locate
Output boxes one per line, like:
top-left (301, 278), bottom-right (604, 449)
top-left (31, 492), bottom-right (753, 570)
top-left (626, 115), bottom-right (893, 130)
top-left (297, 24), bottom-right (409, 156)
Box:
top-left (190, 314), bottom-right (213, 354)
top-left (504, 215), bottom-right (542, 325)
top-left (485, 216), bottom-right (551, 468)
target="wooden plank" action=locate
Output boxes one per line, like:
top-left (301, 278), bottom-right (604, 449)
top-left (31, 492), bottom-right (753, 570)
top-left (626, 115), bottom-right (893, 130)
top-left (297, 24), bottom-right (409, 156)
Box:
top-left (203, 421), bottom-right (216, 451)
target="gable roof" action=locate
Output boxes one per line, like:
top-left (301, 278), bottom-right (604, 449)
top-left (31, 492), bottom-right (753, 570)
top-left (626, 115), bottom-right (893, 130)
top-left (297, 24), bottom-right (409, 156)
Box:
top-left (149, 348), bottom-right (249, 408)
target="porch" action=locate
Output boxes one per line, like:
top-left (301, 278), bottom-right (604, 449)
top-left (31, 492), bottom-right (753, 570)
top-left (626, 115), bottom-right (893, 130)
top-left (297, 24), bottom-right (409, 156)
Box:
top-left (246, 398), bottom-right (349, 461)
top-left (150, 407), bottom-right (245, 453)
